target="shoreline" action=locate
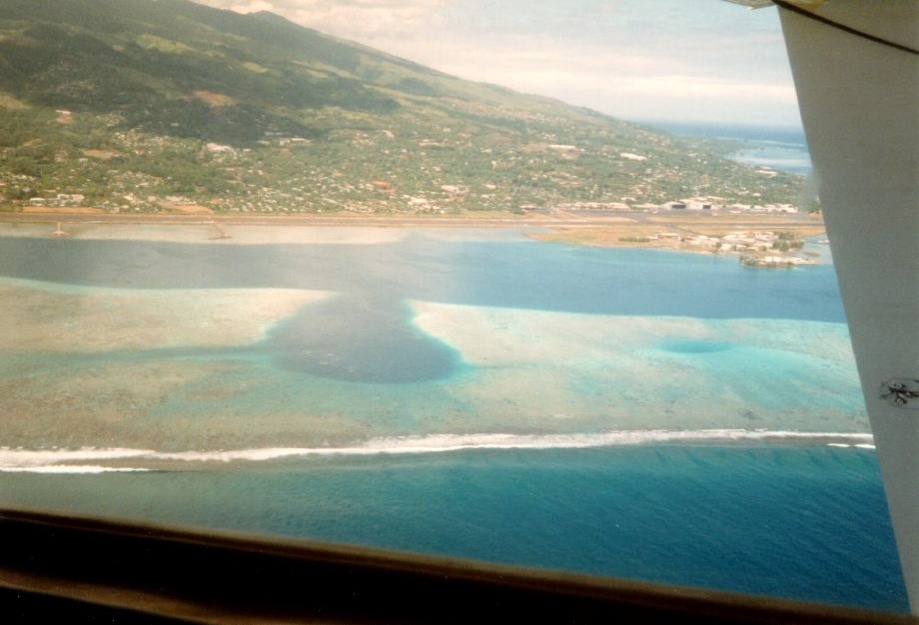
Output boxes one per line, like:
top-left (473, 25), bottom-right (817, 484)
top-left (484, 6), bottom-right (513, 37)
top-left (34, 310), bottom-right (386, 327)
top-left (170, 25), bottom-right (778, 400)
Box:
top-left (0, 210), bottom-right (826, 254)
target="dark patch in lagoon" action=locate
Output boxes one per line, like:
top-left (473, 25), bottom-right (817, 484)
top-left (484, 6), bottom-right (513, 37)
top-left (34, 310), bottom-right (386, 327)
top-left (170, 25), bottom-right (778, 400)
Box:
top-left (262, 294), bottom-right (464, 383)
top-left (0, 235), bottom-right (847, 384)
top-left (660, 340), bottom-right (734, 354)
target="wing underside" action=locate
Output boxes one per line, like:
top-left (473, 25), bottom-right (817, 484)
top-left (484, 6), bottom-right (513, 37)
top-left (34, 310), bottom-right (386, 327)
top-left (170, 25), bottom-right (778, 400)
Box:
top-left (772, 0), bottom-right (919, 614)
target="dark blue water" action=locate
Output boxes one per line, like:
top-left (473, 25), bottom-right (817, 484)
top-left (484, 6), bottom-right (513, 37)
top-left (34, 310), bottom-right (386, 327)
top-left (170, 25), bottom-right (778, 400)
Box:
top-left (650, 121), bottom-right (807, 146)
top-left (648, 121), bottom-right (812, 175)
top-left (0, 446), bottom-right (906, 612)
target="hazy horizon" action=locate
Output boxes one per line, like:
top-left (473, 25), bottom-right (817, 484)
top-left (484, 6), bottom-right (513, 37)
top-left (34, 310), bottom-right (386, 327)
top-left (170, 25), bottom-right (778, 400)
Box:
top-left (194, 0), bottom-right (803, 129)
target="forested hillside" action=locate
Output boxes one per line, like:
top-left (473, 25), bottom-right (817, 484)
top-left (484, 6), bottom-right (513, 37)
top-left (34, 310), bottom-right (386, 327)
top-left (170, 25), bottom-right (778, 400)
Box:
top-left (0, 0), bottom-right (803, 213)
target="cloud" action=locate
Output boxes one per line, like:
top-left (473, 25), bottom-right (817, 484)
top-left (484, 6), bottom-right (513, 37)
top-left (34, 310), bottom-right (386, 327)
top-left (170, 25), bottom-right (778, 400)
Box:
top-left (190, 0), bottom-right (801, 126)
top-left (196, 0), bottom-right (281, 13)
top-left (356, 27), bottom-right (798, 123)
top-left (622, 76), bottom-right (797, 104)
top-left (195, 0), bottom-right (447, 37)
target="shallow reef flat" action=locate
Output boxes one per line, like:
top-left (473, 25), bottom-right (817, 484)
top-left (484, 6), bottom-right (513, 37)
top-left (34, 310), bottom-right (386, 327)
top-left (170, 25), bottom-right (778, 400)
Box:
top-left (0, 287), bottom-right (868, 457)
top-left (0, 278), bottom-right (328, 351)
top-left (411, 302), bottom-right (868, 435)
top-left (0, 225), bottom-right (868, 464)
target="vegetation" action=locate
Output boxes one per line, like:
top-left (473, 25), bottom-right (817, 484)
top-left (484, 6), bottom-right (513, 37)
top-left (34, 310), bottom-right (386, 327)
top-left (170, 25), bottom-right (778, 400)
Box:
top-left (0, 0), bottom-right (806, 214)
top-left (772, 231), bottom-right (806, 251)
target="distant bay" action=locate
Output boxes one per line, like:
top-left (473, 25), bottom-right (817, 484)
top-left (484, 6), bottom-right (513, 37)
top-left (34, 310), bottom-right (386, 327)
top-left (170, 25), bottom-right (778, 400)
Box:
top-left (648, 121), bottom-right (812, 175)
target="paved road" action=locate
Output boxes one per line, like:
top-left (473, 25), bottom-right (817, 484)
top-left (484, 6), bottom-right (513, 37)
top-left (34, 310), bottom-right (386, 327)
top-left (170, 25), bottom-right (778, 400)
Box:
top-left (0, 210), bottom-right (823, 231)
top-left (2, 212), bottom-right (575, 228)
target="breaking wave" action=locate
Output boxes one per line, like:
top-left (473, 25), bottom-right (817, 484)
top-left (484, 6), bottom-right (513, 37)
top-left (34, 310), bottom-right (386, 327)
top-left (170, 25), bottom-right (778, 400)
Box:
top-left (0, 430), bottom-right (875, 473)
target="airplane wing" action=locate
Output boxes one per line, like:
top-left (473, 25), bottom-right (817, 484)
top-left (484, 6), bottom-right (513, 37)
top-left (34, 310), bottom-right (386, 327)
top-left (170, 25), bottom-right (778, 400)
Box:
top-left (770, 0), bottom-right (919, 615)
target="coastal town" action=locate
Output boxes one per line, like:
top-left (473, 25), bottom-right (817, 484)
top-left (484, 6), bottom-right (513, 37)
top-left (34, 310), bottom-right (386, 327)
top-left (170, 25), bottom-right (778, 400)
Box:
top-left (533, 217), bottom-right (822, 267)
top-left (17, 189), bottom-right (801, 217)
top-left (7, 200), bottom-right (824, 269)
top-left (0, 3), bottom-right (816, 269)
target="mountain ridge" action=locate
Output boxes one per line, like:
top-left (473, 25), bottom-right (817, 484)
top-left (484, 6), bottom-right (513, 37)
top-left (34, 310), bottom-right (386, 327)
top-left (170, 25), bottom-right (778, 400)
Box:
top-left (0, 0), bottom-right (804, 214)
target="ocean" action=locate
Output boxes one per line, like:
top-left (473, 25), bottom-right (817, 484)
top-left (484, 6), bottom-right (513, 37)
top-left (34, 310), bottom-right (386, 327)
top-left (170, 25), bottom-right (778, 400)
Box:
top-left (0, 224), bottom-right (908, 613)
top-left (649, 121), bottom-right (812, 175)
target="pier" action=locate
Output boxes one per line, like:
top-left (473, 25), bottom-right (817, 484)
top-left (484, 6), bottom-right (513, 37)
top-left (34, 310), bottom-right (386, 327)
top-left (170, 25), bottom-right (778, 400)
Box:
top-left (50, 221), bottom-right (67, 238)
top-left (210, 220), bottom-right (231, 239)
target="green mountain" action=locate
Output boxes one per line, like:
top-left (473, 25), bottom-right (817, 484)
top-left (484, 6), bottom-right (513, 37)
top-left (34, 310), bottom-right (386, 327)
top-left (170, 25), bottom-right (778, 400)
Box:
top-left (0, 0), bottom-right (803, 214)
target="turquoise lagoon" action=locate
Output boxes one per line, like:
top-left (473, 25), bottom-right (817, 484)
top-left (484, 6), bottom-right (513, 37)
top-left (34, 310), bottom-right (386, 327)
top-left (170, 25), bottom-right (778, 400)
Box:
top-left (0, 226), bottom-right (907, 612)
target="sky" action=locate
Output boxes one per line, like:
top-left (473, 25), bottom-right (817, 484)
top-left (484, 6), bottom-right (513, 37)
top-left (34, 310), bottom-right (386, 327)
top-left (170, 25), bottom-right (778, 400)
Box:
top-left (193, 0), bottom-right (803, 128)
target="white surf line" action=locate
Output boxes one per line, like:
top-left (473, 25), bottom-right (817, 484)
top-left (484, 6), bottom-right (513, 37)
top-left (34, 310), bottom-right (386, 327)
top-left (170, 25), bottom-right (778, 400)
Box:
top-left (0, 430), bottom-right (876, 472)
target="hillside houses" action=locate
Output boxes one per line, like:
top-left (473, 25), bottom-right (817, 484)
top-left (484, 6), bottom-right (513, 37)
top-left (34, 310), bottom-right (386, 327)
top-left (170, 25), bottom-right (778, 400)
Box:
top-left (28, 193), bottom-right (85, 208)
